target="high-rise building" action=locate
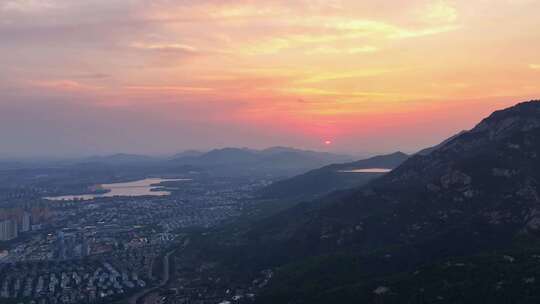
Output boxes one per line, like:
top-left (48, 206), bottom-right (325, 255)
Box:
top-left (56, 231), bottom-right (66, 260)
top-left (81, 235), bottom-right (91, 257)
top-left (21, 212), bottom-right (31, 233)
top-left (0, 220), bottom-right (8, 241)
top-left (0, 220), bottom-right (18, 241)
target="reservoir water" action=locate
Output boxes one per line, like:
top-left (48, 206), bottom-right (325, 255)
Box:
top-left (339, 168), bottom-right (392, 173)
top-left (45, 178), bottom-right (189, 201)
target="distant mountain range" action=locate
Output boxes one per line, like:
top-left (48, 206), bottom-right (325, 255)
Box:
top-left (178, 100), bottom-right (540, 304)
top-left (36, 147), bottom-right (353, 178)
top-left (259, 152), bottom-right (409, 199)
top-left (170, 150), bottom-right (205, 160)
top-left (81, 153), bottom-right (158, 165)
top-left (169, 147), bottom-right (354, 177)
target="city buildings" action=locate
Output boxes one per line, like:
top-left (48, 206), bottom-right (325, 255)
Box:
top-left (22, 212), bottom-right (31, 232)
top-left (0, 219), bottom-right (18, 241)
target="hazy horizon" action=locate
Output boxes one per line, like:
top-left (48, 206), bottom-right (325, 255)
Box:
top-left (0, 144), bottom-right (400, 160)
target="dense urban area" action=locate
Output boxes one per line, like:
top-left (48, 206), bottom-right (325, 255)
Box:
top-left (0, 169), bottom-right (272, 304)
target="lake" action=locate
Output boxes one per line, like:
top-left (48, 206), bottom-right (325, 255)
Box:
top-left (45, 178), bottom-right (189, 201)
top-left (339, 168), bottom-right (392, 173)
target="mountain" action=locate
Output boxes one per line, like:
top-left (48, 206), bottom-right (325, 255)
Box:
top-left (81, 153), bottom-right (157, 165)
top-left (260, 146), bottom-right (350, 160)
top-left (260, 146), bottom-right (306, 155)
top-left (416, 130), bottom-right (467, 155)
top-left (170, 147), bottom-right (353, 177)
top-left (178, 100), bottom-right (540, 304)
top-left (249, 100), bottom-right (540, 303)
top-left (193, 148), bottom-right (261, 164)
top-left (170, 150), bottom-right (204, 159)
top-left (259, 152), bottom-right (409, 199)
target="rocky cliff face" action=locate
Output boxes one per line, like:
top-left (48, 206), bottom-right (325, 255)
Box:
top-left (345, 101), bottom-right (540, 248)
top-left (379, 101), bottom-right (540, 189)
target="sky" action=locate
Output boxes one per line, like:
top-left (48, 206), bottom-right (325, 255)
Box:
top-left (1, 0), bottom-right (539, 157)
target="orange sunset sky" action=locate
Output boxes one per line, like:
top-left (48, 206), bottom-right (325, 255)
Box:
top-left (1, 0), bottom-right (539, 156)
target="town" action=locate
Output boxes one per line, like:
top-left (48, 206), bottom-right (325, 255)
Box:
top-left (0, 176), bottom-right (269, 304)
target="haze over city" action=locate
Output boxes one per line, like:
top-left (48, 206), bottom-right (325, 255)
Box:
top-left (2, 0), bottom-right (540, 157)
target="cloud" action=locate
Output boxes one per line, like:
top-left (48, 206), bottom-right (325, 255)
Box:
top-left (299, 69), bottom-right (390, 83)
top-left (30, 80), bottom-right (103, 91)
top-left (130, 42), bottom-right (198, 53)
top-left (124, 86), bottom-right (214, 92)
top-left (305, 46), bottom-right (379, 55)
top-left (530, 64), bottom-right (540, 70)
top-left (72, 73), bottom-right (111, 80)
top-left (207, 5), bottom-right (289, 19)
top-left (0, 0), bottom-right (60, 13)
top-left (280, 87), bottom-right (422, 99)
top-left (319, 18), bottom-right (460, 39)
top-left (391, 24), bottom-right (460, 38)
top-left (420, 0), bottom-right (458, 24)
top-left (233, 17), bottom-right (459, 55)
top-left (235, 38), bottom-right (291, 55)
